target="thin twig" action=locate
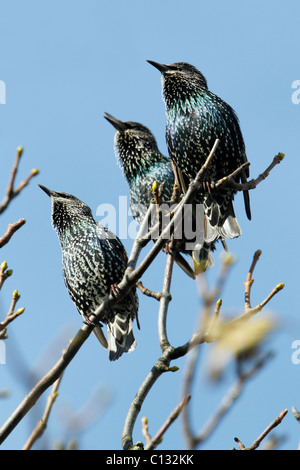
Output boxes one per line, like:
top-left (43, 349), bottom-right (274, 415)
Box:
top-left (292, 406), bottom-right (300, 423)
top-left (194, 353), bottom-right (273, 446)
top-left (0, 219), bottom-right (26, 249)
top-left (158, 253), bottom-right (175, 350)
top-left (0, 327), bottom-right (89, 444)
top-left (0, 147), bottom-right (39, 215)
top-left (244, 249), bottom-right (262, 310)
top-left (141, 417), bottom-right (152, 445)
top-left (234, 408), bottom-right (288, 450)
top-left (145, 395), bottom-right (191, 450)
top-left (0, 290), bottom-right (24, 339)
top-left (22, 373), bottom-right (64, 450)
top-left (230, 282), bottom-right (285, 326)
top-left (214, 153), bottom-right (284, 192)
top-left (136, 281), bottom-right (162, 301)
top-left (0, 261), bottom-right (13, 291)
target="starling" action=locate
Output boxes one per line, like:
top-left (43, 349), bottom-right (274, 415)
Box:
top-left (104, 112), bottom-right (215, 275)
top-left (147, 61), bottom-right (251, 242)
top-left (39, 185), bottom-right (139, 361)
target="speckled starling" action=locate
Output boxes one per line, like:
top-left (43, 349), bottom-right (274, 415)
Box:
top-left (104, 112), bottom-right (216, 275)
top-left (147, 61), bottom-right (251, 242)
top-left (39, 185), bottom-right (139, 361)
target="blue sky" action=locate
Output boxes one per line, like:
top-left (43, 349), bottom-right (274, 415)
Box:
top-left (0, 0), bottom-right (299, 450)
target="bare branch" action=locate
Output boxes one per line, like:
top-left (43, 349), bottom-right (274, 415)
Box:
top-left (0, 289), bottom-right (24, 339)
top-left (214, 152), bottom-right (284, 193)
top-left (0, 219), bottom-right (26, 249)
top-left (22, 373), bottom-right (64, 450)
top-left (158, 253), bottom-right (175, 350)
top-left (292, 406), bottom-right (300, 423)
top-left (0, 327), bottom-right (89, 444)
top-left (141, 417), bottom-right (152, 446)
top-left (0, 147), bottom-right (39, 215)
top-left (145, 395), bottom-right (191, 450)
top-left (136, 281), bottom-right (162, 301)
top-left (0, 261), bottom-right (13, 291)
top-left (234, 408), bottom-right (288, 450)
top-left (194, 353), bottom-right (273, 446)
top-left (244, 249), bottom-right (262, 310)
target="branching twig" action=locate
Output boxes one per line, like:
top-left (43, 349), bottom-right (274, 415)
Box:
top-left (136, 281), bottom-right (162, 301)
top-left (0, 147), bottom-right (39, 215)
top-left (0, 219), bottom-right (26, 249)
top-left (141, 417), bottom-right (152, 446)
top-left (0, 261), bottom-right (13, 291)
top-left (214, 153), bottom-right (284, 192)
top-left (0, 290), bottom-right (24, 339)
top-left (234, 408), bottom-right (288, 450)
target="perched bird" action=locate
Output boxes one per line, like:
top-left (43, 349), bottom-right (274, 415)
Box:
top-left (147, 61), bottom-right (251, 243)
top-left (104, 112), bottom-right (215, 275)
top-left (39, 185), bottom-right (139, 361)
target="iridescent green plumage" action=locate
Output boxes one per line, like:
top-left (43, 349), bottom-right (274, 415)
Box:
top-left (147, 61), bottom-right (251, 242)
top-left (105, 113), bottom-right (216, 276)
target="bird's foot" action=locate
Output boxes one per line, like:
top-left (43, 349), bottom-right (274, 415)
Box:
top-left (202, 180), bottom-right (215, 194)
top-left (82, 313), bottom-right (97, 327)
top-left (110, 284), bottom-right (121, 299)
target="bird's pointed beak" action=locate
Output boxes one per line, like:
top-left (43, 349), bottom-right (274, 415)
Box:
top-left (104, 112), bottom-right (127, 131)
top-left (147, 60), bottom-right (170, 73)
top-left (38, 184), bottom-right (58, 198)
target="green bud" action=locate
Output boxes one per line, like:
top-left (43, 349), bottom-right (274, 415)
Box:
top-left (16, 307), bottom-right (25, 315)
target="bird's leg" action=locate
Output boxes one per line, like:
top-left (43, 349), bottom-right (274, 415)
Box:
top-left (202, 180), bottom-right (216, 194)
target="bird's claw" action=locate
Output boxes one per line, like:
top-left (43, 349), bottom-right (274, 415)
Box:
top-left (82, 313), bottom-right (97, 327)
top-left (202, 181), bottom-right (215, 193)
top-left (110, 284), bottom-right (121, 299)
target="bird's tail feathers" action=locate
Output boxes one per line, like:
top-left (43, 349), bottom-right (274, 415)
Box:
top-left (204, 216), bottom-right (220, 243)
top-left (93, 325), bottom-right (109, 350)
top-left (205, 200), bottom-right (242, 240)
top-left (219, 214), bottom-right (242, 239)
top-left (107, 314), bottom-right (136, 361)
top-left (218, 201), bottom-right (242, 239)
